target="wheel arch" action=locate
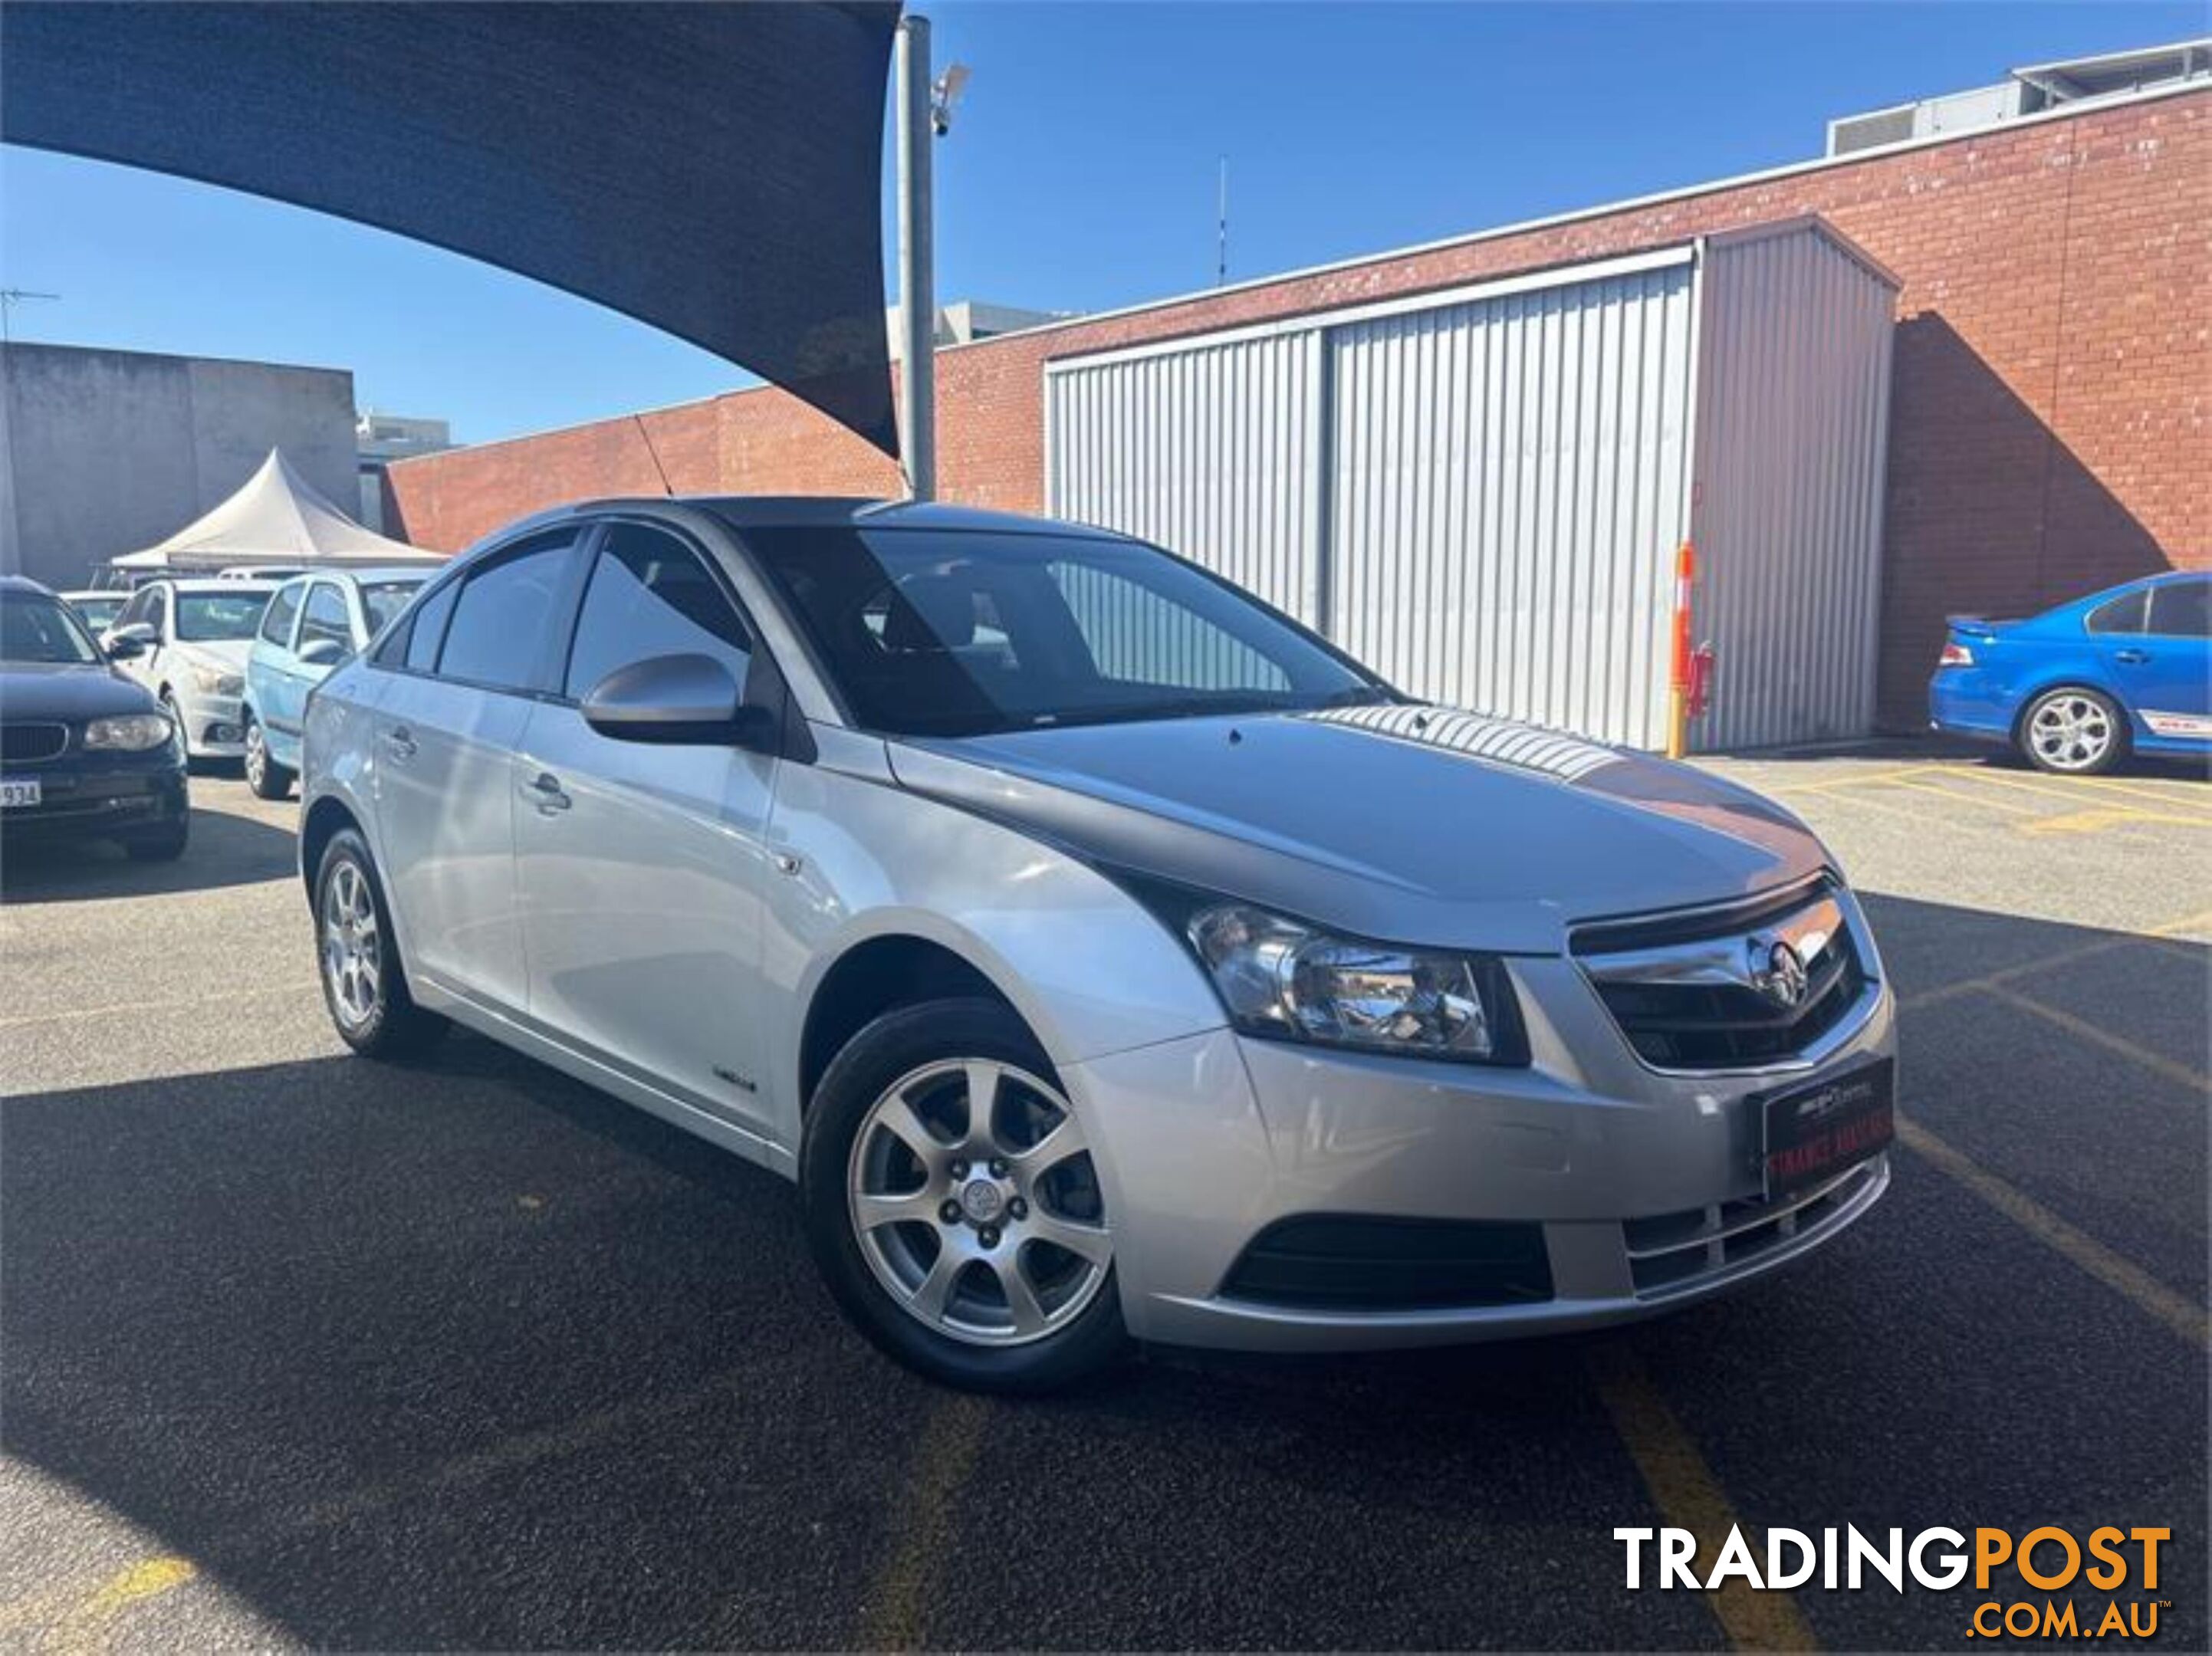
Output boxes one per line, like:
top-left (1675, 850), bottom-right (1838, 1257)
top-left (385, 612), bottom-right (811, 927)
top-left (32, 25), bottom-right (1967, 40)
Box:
top-left (795, 932), bottom-right (1027, 1114)
top-left (299, 793), bottom-right (362, 905)
top-left (2010, 677), bottom-right (2131, 744)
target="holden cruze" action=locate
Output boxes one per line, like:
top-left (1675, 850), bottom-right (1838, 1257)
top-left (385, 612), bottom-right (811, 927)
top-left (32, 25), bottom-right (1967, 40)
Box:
top-left (299, 498), bottom-right (1895, 1392)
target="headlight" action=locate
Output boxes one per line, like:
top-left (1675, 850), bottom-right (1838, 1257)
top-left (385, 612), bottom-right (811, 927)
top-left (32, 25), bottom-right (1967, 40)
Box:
top-left (82, 713), bottom-right (176, 752)
top-left (187, 662), bottom-right (243, 695)
top-left (1186, 902), bottom-right (1524, 1064)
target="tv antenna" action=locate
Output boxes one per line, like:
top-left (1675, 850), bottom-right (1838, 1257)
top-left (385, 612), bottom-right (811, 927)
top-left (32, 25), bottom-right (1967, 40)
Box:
top-left (1216, 158), bottom-right (1228, 286)
top-left (0, 289), bottom-right (59, 344)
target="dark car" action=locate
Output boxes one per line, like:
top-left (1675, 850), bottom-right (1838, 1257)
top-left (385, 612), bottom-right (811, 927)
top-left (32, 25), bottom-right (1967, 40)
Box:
top-left (0, 575), bottom-right (189, 860)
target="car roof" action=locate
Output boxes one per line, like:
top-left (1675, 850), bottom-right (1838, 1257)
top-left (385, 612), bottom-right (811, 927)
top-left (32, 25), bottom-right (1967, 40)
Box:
top-left (565, 495), bottom-right (1139, 540)
top-left (0, 574), bottom-right (58, 595)
top-left (154, 577), bottom-right (281, 592)
top-left (273, 566), bottom-right (435, 586)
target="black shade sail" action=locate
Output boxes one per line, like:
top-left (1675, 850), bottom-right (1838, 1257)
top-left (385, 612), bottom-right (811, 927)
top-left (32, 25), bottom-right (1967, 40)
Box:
top-left (2, 1), bottom-right (903, 456)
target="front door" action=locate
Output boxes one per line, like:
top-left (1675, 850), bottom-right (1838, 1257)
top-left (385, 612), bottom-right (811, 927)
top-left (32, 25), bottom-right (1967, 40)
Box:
top-left (514, 520), bottom-right (777, 1131)
top-left (374, 530), bottom-right (583, 1013)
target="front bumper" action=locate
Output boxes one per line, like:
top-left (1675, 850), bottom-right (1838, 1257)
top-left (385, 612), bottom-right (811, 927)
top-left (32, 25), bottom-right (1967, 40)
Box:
top-left (169, 688), bottom-right (247, 757)
top-left (1067, 950), bottom-right (1895, 1352)
top-left (0, 763), bottom-right (188, 841)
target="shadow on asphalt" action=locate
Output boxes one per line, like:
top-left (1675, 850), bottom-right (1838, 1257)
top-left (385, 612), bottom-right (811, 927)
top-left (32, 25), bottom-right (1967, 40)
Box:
top-left (1, 899), bottom-right (2203, 1649)
top-left (0, 803), bottom-right (297, 905)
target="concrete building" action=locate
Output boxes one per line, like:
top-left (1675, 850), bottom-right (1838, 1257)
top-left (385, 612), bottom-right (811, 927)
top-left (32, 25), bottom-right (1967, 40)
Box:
top-left (0, 343), bottom-right (357, 590)
top-left (886, 299), bottom-right (1071, 361)
top-left (387, 49), bottom-right (2210, 740)
top-left (356, 410), bottom-right (453, 533)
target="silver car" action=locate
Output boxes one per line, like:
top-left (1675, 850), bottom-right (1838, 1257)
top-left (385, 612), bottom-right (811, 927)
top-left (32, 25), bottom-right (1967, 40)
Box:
top-left (300, 498), bottom-right (1895, 1392)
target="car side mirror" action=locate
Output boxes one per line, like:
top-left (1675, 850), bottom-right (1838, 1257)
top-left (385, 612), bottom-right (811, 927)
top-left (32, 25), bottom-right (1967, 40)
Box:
top-left (297, 637), bottom-right (348, 668)
top-left (582, 652), bottom-right (773, 748)
top-left (105, 626), bottom-right (153, 659)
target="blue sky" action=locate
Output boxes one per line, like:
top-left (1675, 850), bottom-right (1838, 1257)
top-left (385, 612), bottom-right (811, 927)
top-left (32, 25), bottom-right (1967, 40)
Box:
top-left (2, 2), bottom-right (2198, 444)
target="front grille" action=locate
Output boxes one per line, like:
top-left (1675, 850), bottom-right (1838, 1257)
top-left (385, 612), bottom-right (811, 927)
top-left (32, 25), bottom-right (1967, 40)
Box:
top-left (0, 722), bottom-right (68, 764)
top-left (1576, 879), bottom-right (1872, 1070)
top-left (1221, 1215), bottom-right (1553, 1312)
top-left (1625, 1160), bottom-right (1881, 1296)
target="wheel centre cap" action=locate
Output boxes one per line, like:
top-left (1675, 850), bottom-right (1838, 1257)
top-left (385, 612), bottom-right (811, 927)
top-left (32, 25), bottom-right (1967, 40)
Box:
top-left (958, 1178), bottom-right (1007, 1226)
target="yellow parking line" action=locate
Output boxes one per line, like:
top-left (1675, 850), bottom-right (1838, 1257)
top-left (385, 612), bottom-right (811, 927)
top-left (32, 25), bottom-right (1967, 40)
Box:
top-left (2022, 806), bottom-right (2207, 836)
top-left (1901, 925), bottom-right (2207, 1014)
top-left (1588, 1347), bottom-right (1821, 1651)
top-left (1878, 774), bottom-right (2039, 815)
top-left (1758, 764), bottom-right (1942, 797)
top-left (1896, 1116), bottom-right (2207, 1347)
top-left (1, 1555), bottom-right (199, 1652)
top-left (1975, 983), bottom-right (2210, 1095)
top-left (1953, 766), bottom-right (2212, 816)
top-left (2051, 772), bottom-right (2212, 814)
top-left (857, 1392), bottom-right (991, 1651)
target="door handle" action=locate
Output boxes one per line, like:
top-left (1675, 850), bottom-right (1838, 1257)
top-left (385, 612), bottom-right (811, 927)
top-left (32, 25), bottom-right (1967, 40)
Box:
top-left (2114, 649), bottom-right (2151, 665)
top-left (524, 771), bottom-right (571, 813)
top-left (383, 725), bottom-right (418, 761)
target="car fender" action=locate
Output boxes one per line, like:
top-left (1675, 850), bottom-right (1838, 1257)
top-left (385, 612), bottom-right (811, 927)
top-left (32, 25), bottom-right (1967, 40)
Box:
top-left (297, 665), bottom-right (389, 902)
top-left (763, 731), bottom-right (1225, 1138)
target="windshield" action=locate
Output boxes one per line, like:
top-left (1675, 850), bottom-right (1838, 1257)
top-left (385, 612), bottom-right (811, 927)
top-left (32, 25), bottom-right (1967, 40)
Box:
top-left (361, 578), bottom-right (427, 636)
top-left (69, 596), bottom-right (126, 630)
top-left (744, 526), bottom-right (1388, 737)
top-left (1, 590), bottom-right (102, 665)
top-left (176, 590), bottom-right (273, 642)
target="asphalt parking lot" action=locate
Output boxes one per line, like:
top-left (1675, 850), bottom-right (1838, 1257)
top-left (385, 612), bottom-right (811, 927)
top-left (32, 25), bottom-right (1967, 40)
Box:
top-left (2, 744), bottom-right (2205, 1651)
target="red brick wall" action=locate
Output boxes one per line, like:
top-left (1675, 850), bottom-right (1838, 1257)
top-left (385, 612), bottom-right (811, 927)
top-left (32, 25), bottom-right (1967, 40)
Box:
top-left (388, 90), bottom-right (2210, 734)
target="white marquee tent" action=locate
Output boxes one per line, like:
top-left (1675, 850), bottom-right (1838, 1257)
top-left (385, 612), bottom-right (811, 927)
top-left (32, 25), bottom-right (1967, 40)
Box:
top-left (113, 448), bottom-right (447, 571)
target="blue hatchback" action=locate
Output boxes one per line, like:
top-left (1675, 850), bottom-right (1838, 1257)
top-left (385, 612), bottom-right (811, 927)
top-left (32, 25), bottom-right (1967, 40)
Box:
top-left (242, 568), bottom-right (429, 798)
top-left (1929, 571), bottom-right (2209, 774)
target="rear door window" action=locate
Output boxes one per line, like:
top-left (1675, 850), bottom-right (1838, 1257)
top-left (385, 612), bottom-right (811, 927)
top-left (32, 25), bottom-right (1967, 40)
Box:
top-left (2085, 590), bottom-right (2148, 634)
top-left (435, 532), bottom-right (580, 692)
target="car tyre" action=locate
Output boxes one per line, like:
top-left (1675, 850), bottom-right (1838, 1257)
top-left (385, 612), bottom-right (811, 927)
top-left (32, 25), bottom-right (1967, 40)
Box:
top-left (2019, 685), bottom-right (2128, 775)
top-left (121, 820), bottom-right (189, 862)
top-left (800, 997), bottom-right (1129, 1394)
top-left (242, 711), bottom-right (293, 800)
top-left (315, 827), bottom-right (445, 1060)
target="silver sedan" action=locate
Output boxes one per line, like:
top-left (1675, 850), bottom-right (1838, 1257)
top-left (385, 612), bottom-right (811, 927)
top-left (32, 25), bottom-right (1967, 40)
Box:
top-left (299, 498), bottom-right (1894, 1392)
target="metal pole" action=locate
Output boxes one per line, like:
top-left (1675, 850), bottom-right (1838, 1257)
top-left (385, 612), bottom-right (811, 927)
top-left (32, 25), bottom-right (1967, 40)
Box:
top-left (896, 15), bottom-right (936, 501)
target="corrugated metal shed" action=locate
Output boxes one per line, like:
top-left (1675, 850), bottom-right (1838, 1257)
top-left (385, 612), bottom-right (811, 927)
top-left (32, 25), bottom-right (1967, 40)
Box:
top-left (1045, 221), bottom-right (1898, 752)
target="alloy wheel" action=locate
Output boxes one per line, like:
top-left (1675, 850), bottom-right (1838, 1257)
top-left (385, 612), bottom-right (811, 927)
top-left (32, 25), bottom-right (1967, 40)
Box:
top-left (847, 1057), bottom-right (1111, 1346)
top-left (320, 859), bottom-right (382, 1030)
top-left (244, 721), bottom-right (267, 789)
top-left (2028, 694), bottom-right (2114, 771)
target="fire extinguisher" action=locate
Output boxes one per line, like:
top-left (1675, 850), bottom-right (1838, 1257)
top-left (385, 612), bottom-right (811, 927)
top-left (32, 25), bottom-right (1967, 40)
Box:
top-left (1687, 642), bottom-right (1717, 721)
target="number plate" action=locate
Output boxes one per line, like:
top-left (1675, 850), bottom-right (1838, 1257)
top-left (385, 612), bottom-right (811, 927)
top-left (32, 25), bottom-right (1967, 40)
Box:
top-left (0, 778), bottom-right (42, 809)
top-left (1760, 1057), bottom-right (1895, 1200)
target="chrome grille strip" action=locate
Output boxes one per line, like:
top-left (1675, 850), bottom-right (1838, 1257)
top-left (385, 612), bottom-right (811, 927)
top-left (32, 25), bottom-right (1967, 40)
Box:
top-left (1624, 1162), bottom-right (1869, 1260)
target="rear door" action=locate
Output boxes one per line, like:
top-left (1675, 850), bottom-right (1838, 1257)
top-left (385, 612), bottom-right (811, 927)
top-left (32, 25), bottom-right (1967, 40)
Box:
top-left (375, 529), bottom-right (587, 1014)
top-left (2131, 577), bottom-right (2211, 741)
top-left (514, 518), bottom-right (778, 1129)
